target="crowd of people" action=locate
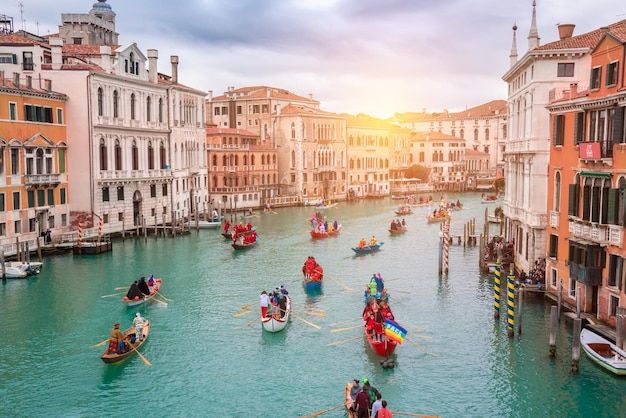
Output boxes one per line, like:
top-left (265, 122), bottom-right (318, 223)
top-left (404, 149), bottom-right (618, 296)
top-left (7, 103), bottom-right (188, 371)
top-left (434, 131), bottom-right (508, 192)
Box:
top-left (107, 312), bottom-right (147, 354)
top-left (395, 205), bottom-right (413, 214)
top-left (363, 274), bottom-right (393, 342)
top-left (259, 286), bottom-right (289, 319)
top-left (311, 215), bottom-right (341, 234)
top-left (389, 219), bottom-right (406, 232)
top-left (123, 275), bottom-right (158, 301)
top-left (232, 222), bottom-right (257, 245)
top-left (349, 378), bottom-right (393, 418)
top-left (518, 258), bottom-right (546, 288)
top-left (302, 256), bottom-right (324, 283)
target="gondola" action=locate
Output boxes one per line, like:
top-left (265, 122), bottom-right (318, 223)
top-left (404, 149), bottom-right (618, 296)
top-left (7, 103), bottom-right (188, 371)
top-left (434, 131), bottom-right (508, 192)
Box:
top-left (122, 278), bottom-right (163, 307)
top-left (394, 208), bottom-right (414, 215)
top-left (261, 296), bottom-right (291, 332)
top-left (352, 242), bottom-right (384, 254)
top-left (100, 319), bottom-right (150, 364)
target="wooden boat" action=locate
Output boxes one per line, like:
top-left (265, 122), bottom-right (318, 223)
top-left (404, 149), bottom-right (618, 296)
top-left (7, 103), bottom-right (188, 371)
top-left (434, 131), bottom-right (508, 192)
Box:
top-left (310, 227), bottom-right (341, 239)
top-left (481, 194), bottom-right (499, 203)
top-left (388, 226), bottom-right (407, 235)
top-left (344, 382), bottom-right (357, 418)
top-left (303, 276), bottom-right (323, 292)
top-left (232, 239), bottom-right (259, 250)
top-left (365, 327), bottom-right (398, 357)
top-left (100, 319), bottom-right (150, 364)
top-left (352, 242), bottom-right (384, 254)
top-left (122, 278), bottom-right (163, 307)
top-left (261, 296), bottom-right (291, 332)
top-left (222, 231), bottom-right (233, 239)
top-left (580, 328), bottom-right (626, 375)
top-left (426, 214), bottom-right (450, 223)
top-left (394, 208), bottom-right (414, 215)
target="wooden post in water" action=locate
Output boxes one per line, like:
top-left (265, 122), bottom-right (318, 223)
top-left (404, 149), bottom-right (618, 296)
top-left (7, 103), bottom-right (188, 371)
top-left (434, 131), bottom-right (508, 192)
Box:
top-left (36, 234), bottom-right (42, 262)
top-left (154, 213), bottom-right (157, 239)
top-left (557, 280), bottom-right (562, 320)
top-left (517, 287), bottom-right (523, 335)
top-left (571, 318), bottom-right (581, 373)
top-left (143, 216), bottom-right (147, 243)
top-left (549, 305), bottom-right (558, 357)
top-left (195, 209), bottom-right (199, 233)
top-left (479, 234), bottom-right (484, 271)
top-left (576, 289), bottom-right (581, 318)
top-left (438, 232), bottom-right (443, 275)
top-left (1, 250), bottom-right (5, 281)
top-left (507, 268), bottom-right (515, 337)
top-left (617, 307), bottom-right (626, 351)
top-left (15, 237), bottom-right (20, 262)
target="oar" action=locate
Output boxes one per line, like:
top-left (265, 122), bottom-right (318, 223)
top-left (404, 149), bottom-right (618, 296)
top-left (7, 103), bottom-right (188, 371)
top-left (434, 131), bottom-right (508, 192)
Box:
top-left (326, 335), bottom-right (363, 346)
top-left (404, 324), bottom-right (426, 331)
top-left (126, 341), bottom-right (152, 366)
top-left (303, 403), bottom-right (345, 417)
top-left (405, 336), bottom-right (438, 356)
top-left (329, 317), bottom-right (362, 327)
top-left (156, 291), bottom-right (173, 301)
top-left (326, 276), bottom-right (353, 291)
top-left (240, 302), bottom-right (256, 310)
top-left (394, 413), bottom-right (442, 418)
top-left (330, 325), bottom-right (361, 333)
top-left (245, 315), bottom-right (261, 327)
top-left (101, 292), bottom-right (126, 298)
top-left (293, 310), bottom-right (326, 317)
top-left (114, 286), bottom-right (128, 290)
top-left (153, 298), bottom-right (168, 306)
top-left (292, 302), bottom-right (325, 312)
top-left (89, 339), bottom-right (110, 348)
top-left (292, 313), bottom-right (321, 330)
top-left (234, 309), bottom-right (255, 318)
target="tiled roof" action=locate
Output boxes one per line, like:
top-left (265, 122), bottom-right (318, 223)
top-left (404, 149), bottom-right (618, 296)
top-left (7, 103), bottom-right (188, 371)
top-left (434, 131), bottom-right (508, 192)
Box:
top-left (63, 44), bottom-right (119, 55)
top-left (465, 148), bottom-right (489, 156)
top-left (0, 33), bottom-right (50, 48)
top-left (212, 86), bottom-right (317, 103)
top-left (344, 113), bottom-right (399, 129)
top-left (278, 103), bottom-right (337, 117)
top-left (535, 19), bottom-right (626, 51)
top-left (411, 131), bottom-right (465, 142)
top-left (0, 76), bottom-right (67, 98)
top-left (206, 127), bottom-right (258, 136)
top-left (397, 100), bottom-right (506, 123)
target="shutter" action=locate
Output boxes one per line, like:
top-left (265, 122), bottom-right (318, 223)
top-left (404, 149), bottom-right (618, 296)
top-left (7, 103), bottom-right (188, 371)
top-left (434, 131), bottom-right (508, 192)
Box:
top-left (568, 184), bottom-right (578, 216)
top-left (574, 112), bottom-right (584, 145)
top-left (582, 185), bottom-right (591, 221)
top-left (12, 54), bottom-right (17, 64)
top-left (613, 107), bottom-right (625, 144)
top-left (552, 116), bottom-right (558, 146)
top-left (608, 188), bottom-right (619, 225)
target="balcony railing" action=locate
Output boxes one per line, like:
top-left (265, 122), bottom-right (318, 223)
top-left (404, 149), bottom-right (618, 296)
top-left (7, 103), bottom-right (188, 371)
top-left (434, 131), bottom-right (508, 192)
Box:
top-left (25, 173), bottom-right (61, 186)
top-left (569, 262), bottom-right (602, 286)
top-left (568, 218), bottom-right (609, 245)
top-left (550, 211), bottom-right (559, 229)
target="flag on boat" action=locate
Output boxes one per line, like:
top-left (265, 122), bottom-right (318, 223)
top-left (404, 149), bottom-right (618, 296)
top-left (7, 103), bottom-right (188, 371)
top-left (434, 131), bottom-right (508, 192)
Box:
top-left (384, 319), bottom-right (407, 344)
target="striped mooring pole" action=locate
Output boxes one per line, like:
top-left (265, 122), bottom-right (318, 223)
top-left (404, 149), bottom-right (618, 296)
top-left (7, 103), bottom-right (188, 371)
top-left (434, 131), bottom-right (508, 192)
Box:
top-left (507, 268), bottom-right (515, 337)
top-left (78, 221), bottom-right (83, 247)
top-left (443, 219), bottom-right (450, 274)
top-left (493, 260), bottom-right (501, 319)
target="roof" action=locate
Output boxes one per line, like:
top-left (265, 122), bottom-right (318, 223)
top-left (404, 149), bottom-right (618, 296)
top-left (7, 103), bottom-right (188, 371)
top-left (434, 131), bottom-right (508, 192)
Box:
top-left (0, 76), bottom-right (67, 99)
top-left (465, 148), bottom-right (489, 156)
top-left (212, 86), bottom-right (317, 104)
top-left (396, 100), bottom-right (507, 123)
top-left (206, 127), bottom-right (258, 137)
top-left (0, 33), bottom-right (50, 48)
top-left (411, 131), bottom-right (465, 142)
top-left (278, 103), bottom-right (338, 117)
top-left (535, 19), bottom-right (626, 51)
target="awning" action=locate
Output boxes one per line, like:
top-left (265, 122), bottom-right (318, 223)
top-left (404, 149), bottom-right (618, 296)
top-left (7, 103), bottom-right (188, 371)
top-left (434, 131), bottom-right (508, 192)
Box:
top-left (566, 237), bottom-right (601, 247)
top-left (580, 171), bottom-right (611, 179)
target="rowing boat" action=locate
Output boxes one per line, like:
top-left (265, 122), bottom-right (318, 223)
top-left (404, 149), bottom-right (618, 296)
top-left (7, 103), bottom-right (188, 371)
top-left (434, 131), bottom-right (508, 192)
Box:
top-left (100, 319), bottom-right (150, 364)
top-left (310, 227), bottom-right (341, 239)
top-left (261, 296), bottom-right (291, 332)
top-left (352, 242), bottom-right (384, 254)
top-left (581, 328), bottom-right (626, 375)
top-left (344, 382), bottom-right (357, 418)
top-left (122, 278), bottom-right (163, 307)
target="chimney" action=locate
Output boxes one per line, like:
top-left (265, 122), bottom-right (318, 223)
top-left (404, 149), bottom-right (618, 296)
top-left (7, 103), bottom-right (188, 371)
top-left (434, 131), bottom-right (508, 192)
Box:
top-left (557, 24), bottom-right (575, 40)
top-left (570, 82), bottom-right (578, 98)
top-left (100, 46), bottom-right (112, 72)
top-left (207, 90), bottom-right (213, 101)
top-left (309, 93), bottom-right (313, 100)
top-left (170, 55), bottom-right (179, 84)
top-left (148, 49), bottom-right (158, 84)
top-left (13, 72), bottom-right (20, 87)
top-left (26, 75), bottom-right (32, 89)
top-left (50, 37), bottom-right (63, 70)
top-left (44, 79), bottom-right (52, 92)
top-left (0, 70), bottom-right (4, 86)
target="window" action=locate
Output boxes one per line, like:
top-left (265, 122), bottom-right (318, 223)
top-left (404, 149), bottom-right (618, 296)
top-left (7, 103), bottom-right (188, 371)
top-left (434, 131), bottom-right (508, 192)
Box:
top-left (214, 107), bottom-right (220, 116)
top-left (608, 254), bottom-right (623, 288)
top-left (57, 108), bottom-right (63, 124)
top-left (569, 277), bottom-right (576, 298)
top-left (0, 53), bottom-right (16, 64)
top-left (132, 141), bottom-right (139, 170)
top-left (146, 97), bottom-right (151, 122)
top-left (237, 106), bottom-right (242, 114)
top-left (60, 188), bottom-right (66, 204)
top-left (130, 93), bottom-right (136, 120)
top-left (22, 51), bottom-right (33, 70)
top-left (253, 105), bottom-right (260, 113)
top-left (24, 105), bottom-right (53, 123)
top-left (9, 102), bottom-right (17, 120)
top-left (47, 189), bottom-right (54, 206)
top-left (148, 142), bottom-right (154, 169)
top-left (115, 140), bottom-right (122, 170)
top-left (162, 184), bottom-right (168, 196)
top-left (0, 223), bottom-right (5, 236)
top-left (591, 66), bottom-right (602, 90)
top-left (37, 190), bottom-right (44, 206)
top-left (550, 268), bottom-right (557, 287)
top-left (103, 214), bottom-right (109, 224)
top-left (160, 143), bottom-right (166, 169)
top-left (99, 139), bottom-right (107, 170)
top-left (14, 220), bottom-right (21, 234)
top-left (606, 62), bottom-right (619, 86)
top-left (113, 90), bottom-right (119, 118)
top-left (557, 63), bottom-right (574, 77)
top-left (610, 294), bottom-right (620, 317)
top-left (0, 193), bottom-right (3, 211)
top-left (158, 98), bottom-right (163, 123)
top-left (554, 172), bottom-right (561, 212)
top-left (574, 112), bottom-right (585, 145)
top-left (97, 87), bottom-right (104, 116)
top-left (102, 187), bottom-right (110, 202)
top-left (117, 186), bottom-right (125, 201)
top-left (552, 114), bottom-right (565, 146)
top-left (10, 148), bottom-right (19, 175)
top-left (150, 184), bottom-right (156, 198)
top-left (221, 106), bottom-right (228, 115)
top-left (118, 212), bottom-right (124, 222)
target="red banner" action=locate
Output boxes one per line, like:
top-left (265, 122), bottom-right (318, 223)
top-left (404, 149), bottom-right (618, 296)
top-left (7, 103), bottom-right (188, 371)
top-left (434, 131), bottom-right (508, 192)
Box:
top-left (579, 142), bottom-right (601, 160)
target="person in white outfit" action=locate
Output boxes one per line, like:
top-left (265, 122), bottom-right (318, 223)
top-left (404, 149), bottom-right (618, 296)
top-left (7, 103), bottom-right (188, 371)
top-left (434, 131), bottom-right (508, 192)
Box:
top-left (133, 312), bottom-right (145, 341)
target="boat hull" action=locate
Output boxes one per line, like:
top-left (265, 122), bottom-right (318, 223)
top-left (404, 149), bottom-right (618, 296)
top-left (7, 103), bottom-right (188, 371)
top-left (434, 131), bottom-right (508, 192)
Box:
top-left (310, 229), bottom-right (340, 239)
top-left (232, 240), bottom-right (258, 250)
top-left (100, 320), bottom-right (150, 364)
top-left (426, 215), bottom-right (450, 223)
top-left (303, 278), bottom-right (323, 292)
top-left (261, 296), bottom-right (291, 332)
top-left (388, 228), bottom-right (407, 235)
top-left (352, 242), bottom-right (384, 254)
top-left (122, 279), bottom-right (162, 307)
top-left (365, 330), bottom-right (397, 357)
top-left (581, 328), bottom-right (626, 375)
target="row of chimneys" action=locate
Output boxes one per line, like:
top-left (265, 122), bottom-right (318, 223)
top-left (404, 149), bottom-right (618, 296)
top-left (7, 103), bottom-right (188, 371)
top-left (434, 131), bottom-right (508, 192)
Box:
top-left (0, 70), bottom-right (53, 92)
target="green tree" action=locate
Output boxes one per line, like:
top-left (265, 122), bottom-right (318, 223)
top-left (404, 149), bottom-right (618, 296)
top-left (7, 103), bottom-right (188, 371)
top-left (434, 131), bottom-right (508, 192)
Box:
top-left (403, 165), bottom-right (430, 182)
top-left (494, 178), bottom-right (505, 193)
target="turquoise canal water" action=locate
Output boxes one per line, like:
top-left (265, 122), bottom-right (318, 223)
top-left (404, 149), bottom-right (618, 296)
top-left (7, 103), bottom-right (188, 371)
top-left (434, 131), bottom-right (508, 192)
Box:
top-left (1, 193), bottom-right (625, 418)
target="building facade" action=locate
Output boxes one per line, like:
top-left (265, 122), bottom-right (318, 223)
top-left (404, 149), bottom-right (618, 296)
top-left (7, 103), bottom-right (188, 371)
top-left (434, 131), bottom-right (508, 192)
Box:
top-left (546, 21), bottom-right (626, 325)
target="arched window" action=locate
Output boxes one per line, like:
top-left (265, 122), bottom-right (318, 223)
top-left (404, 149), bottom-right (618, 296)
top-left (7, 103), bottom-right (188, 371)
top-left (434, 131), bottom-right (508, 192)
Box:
top-left (251, 155), bottom-right (255, 166)
top-left (291, 150), bottom-right (296, 168)
top-left (291, 122), bottom-right (296, 139)
top-left (113, 90), bottom-right (119, 118)
top-left (97, 87), bottom-right (104, 116)
top-left (460, 129), bottom-right (464, 139)
top-left (474, 129), bottom-right (479, 141)
top-left (130, 93), bottom-right (136, 120)
top-left (132, 140), bottom-right (139, 170)
top-left (160, 142), bottom-right (166, 169)
top-left (262, 155), bottom-right (265, 165)
top-left (212, 155), bottom-right (217, 166)
top-left (554, 171), bottom-right (561, 212)
top-left (100, 139), bottom-right (108, 170)
top-left (485, 128), bottom-right (490, 140)
top-left (114, 140), bottom-right (122, 170)
top-left (146, 97), bottom-right (152, 122)
top-left (222, 155), bottom-right (227, 167)
top-left (158, 98), bottom-right (163, 123)
top-left (148, 141), bottom-right (154, 170)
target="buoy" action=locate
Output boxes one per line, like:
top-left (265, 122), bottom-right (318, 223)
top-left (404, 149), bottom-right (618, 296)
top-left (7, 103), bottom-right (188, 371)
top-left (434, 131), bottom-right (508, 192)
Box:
top-left (123, 296), bottom-right (129, 301)
top-left (134, 296), bottom-right (140, 300)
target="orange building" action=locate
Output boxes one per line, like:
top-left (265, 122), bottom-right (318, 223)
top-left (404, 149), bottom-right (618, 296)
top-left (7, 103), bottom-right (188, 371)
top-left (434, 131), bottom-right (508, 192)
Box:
top-left (0, 72), bottom-right (69, 246)
top-left (546, 22), bottom-right (626, 326)
top-left (206, 125), bottom-right (279, 213)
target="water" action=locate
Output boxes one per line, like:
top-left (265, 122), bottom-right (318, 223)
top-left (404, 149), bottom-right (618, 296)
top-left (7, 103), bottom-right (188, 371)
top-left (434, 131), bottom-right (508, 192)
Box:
top-left (1, 193), bottom-right (625, 418)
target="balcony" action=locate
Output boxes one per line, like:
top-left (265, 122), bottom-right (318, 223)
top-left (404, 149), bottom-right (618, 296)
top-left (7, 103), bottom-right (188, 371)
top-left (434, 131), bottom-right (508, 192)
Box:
top-left (25, 173), bottom-right (61, 187)
top-left (550, 211), bottom-right (559, 229)
top-left (569, 262), bottom-right (602, 286)
top-left (568, 218), bottom-right (609, 246)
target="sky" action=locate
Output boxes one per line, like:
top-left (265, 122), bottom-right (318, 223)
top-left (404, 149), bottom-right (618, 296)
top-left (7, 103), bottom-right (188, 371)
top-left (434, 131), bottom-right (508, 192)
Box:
top-left (3, 0), bottom-right (625, 119)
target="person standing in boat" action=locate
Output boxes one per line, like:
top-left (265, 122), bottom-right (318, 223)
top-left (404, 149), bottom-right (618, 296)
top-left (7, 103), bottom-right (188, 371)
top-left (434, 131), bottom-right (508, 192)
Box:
top-left (377, 400), bottom-right (392, 418)
top-left (126, 281), bottom-right (143, 301)
top-left (138, 277), bottom-right (150, 295)
top-left (108, 322), bottom-right (126, 354)
top-left (133, 312), bottom-right (145, 341)
top-left (354, 385), bottom-right (371, 418)
top-left (349, 379), bottom-right (361, 412)
top-left (259, 290), bottom-right (270, 318)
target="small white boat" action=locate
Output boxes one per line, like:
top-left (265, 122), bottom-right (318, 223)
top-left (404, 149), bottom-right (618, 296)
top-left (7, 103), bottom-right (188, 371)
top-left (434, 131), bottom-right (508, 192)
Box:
top-left (580, 328), bottom-right (626, 376)
top-left (1, 261), bottom-right (42, 278)
top-left (261, 296), bottom-right (291, 332)
top-left (6, 261), bottom-right (43, 272)
top-left (195, 220), bottom-right (221, 229)
top-left (1, 266), bottom-right (28, 278)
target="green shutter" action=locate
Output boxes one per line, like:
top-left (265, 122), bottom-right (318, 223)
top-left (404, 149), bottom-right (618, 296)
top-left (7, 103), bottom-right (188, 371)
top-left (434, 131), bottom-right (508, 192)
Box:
top-left (11, 54), bottom-right (17, 64)
top-left (608, 188), bottom-right (619, 225)
top-left (37, 190), bottom-right (44, 206)
top-left (0, 193), bottom-right (4, 212)
top-left (60, 188), bottom-right (66, 204)
top-left (582, 185), bottom-right (591, 221)
top-left (552, 116), bottom-right (558, 146)
top-left (27, 191), bottom-right (34, 208)
top-left (574, 112), bottom-right (584, 145)
top-left (47, 189), bottom-right (54, 206)
top-left (613, 107), bottom-right (625, 144)
top-left (58, 149), bottom-right (65, 173)
top-left (568, 184), bottom-right (578, 216)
